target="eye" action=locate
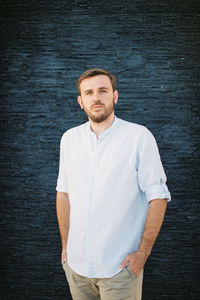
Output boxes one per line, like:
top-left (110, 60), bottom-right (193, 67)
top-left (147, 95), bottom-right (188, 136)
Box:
top-left (86, 91), bottom-right (92, 95)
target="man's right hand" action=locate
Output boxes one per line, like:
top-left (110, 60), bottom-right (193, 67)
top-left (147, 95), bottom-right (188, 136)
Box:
top-left (61, 248), bottom-right (67, 264)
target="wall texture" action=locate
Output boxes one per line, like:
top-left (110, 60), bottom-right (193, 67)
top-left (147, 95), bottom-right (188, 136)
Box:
top-left (0, 0), bottom-right (199, 299)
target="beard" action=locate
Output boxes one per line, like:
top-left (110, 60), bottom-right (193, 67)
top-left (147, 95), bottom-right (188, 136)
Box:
top-left (82, 99), bottom-right (115, 123)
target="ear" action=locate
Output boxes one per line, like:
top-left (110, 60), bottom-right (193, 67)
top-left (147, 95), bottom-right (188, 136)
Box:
top-left (77, 95), bottom-right (83, 109)
top-left (113, 90), bottom-right (119, 104)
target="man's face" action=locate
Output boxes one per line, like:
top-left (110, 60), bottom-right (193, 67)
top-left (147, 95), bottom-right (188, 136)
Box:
top-left (77, 75), bottom-right (118, 123)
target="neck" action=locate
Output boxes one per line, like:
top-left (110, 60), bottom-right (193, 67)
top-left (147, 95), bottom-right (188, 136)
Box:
top-left (89, 112), bottom-right (115, 137)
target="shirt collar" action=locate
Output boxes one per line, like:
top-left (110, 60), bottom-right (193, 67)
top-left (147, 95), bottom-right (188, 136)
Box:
top-left (87, 116), bottom-right (119, 140)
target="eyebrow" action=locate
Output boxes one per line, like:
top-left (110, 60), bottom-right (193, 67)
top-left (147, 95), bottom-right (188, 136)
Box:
top-left (83, 87), bottom-right (109, 95)
top-left (83, 89), bottom-right (93, 95)
top-left (99, 87), bottom-right (109, 91)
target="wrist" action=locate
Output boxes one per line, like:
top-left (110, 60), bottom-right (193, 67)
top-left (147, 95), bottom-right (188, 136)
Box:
top-left (137, 247), bottom-right (152, 257)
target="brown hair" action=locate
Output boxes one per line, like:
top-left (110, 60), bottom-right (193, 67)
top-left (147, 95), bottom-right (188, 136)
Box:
top-left (77, 68), bottom-right (117, 94)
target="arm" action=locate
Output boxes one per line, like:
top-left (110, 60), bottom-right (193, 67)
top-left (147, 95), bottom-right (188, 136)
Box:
top-left (56, 191), bottom-right (70, 263)
top-left (120, 198), bottom-right (167, 276)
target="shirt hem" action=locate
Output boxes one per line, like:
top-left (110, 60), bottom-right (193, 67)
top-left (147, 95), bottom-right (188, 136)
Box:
top-left (68, 261), bottom-right (123, 279)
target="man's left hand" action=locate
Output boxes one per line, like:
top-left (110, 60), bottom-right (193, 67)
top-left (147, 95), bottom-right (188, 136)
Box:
top-left (120, 250), bottom-right (149, 277)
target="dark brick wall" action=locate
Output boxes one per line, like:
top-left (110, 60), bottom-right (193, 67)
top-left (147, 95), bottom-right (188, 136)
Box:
top-left (0, 1), bottom-right (199, 299)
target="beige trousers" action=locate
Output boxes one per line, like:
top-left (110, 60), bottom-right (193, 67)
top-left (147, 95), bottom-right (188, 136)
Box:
top-left (63, 263), bottom-right (143, 300)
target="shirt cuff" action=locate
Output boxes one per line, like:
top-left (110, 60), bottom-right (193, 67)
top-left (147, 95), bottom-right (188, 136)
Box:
top-left (56, 177), bottom-right (68, 193)
top-left (145, 179), bottom-right (171, 203)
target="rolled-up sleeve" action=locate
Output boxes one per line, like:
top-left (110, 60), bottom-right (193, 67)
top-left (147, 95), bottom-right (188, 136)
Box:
top-left (56, 135), bottom-right (68, 193)
top-left (137, 129), bottom-right (171, 203)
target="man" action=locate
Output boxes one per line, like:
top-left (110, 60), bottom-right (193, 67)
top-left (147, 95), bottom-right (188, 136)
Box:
top-left (56, 68), bottom-right (171, 300)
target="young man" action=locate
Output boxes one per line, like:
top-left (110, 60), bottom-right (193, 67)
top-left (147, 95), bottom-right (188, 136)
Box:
top-left (56, 68), bottom-right (171, 300)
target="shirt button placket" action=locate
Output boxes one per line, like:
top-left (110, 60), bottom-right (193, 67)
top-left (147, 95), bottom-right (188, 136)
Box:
top-left (86, 135), bottom-right (98, 277)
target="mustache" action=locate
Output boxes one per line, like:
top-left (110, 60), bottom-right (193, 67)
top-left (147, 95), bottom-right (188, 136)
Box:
top-left (91, 101), bottom-right (104, 108)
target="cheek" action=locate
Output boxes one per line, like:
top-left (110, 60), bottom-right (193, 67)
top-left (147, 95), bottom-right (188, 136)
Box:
top-left (82, 100), bottom-right (91, 109)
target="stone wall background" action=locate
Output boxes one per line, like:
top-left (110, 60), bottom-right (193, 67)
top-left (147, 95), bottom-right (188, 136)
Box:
top-left (0, 0), bottom-right (199, 299)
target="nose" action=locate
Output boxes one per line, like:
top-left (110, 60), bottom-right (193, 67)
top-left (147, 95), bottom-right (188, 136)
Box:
top-left (93, 91), bottom-right (101, 101)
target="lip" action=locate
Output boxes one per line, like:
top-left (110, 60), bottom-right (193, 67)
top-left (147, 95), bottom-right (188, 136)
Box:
top-left (92, 105), bottom-right (104, 109)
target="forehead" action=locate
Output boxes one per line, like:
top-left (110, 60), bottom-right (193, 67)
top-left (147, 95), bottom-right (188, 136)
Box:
top-left (80, 75), bottom-right (112, 92)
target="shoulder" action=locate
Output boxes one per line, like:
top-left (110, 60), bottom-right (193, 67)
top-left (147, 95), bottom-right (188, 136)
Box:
top-left (117, 117), bottom-right (152, 137)
top-left (60, 122), bottom-right (89, 143)
top-left (116, 118), bottom-right (157, 149)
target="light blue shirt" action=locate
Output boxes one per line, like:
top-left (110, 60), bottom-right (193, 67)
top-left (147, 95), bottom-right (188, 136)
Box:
top-left (56, 117), bottom-right (171, 278)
